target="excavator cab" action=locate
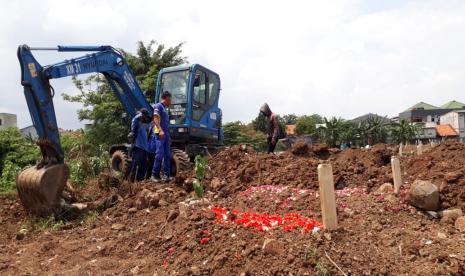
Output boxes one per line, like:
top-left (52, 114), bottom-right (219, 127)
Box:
top-left (155, 64), bottom-right (223, 155)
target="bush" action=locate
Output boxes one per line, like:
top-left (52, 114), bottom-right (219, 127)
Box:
top-left (0, 128), bottom-right (39, 177)
top-left (0, 160), bottom-right (21, 192)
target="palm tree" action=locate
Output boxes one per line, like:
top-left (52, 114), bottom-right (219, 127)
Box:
top-left (321, 117), bottom-right (345, 147)
top-left (390, 119), bottom-right (422, 144)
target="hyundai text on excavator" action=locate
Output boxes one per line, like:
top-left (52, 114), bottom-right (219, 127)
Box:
top-left (17, 45), bottom-right (223, 216)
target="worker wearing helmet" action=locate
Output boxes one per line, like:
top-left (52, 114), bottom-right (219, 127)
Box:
top-left (129, 108), bottom-right (151, 182)
top-left (150, 91), bottom-right (172, 183)
top-left (260, 103), bottom-right (280, 153)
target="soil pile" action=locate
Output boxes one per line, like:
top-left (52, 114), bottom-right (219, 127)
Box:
top-left (2, 143), bottom-right (465, 275)
top-left (403, 141), bottom-right (465, 210)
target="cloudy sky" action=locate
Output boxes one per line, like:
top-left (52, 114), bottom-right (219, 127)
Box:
top-left (1, 0), bottom-right (465, 129)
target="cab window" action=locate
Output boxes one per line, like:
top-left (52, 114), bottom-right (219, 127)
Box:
top-left (208, 73), bottom-right (219, 106)
top-left (193, 71), bottom-right (206, 104)
top-left (193, 70), bottom-right (207, 121)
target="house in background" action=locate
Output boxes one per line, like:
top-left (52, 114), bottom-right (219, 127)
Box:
top-left (416, 122), bottom-right (437, 142)
top-left (351, 113), bottom-right (392, 124)
top-left (398, 100), bottom-right (465, 124)
top-left (435, 124), bottom-right (459, 141)
top-left (0, 113), bottom-right (17, 130)
top-left (440, 110), bottom-right (465, 141)
top-left (20, 125), bottom-right (38, 140)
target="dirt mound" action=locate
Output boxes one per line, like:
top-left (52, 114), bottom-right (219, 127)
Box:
top-left (291, 140), bottom-right (309, 155)
top-left (3, 143), bottom-right (465, 274)
top-left (403, 141), bottom-right (465, 210)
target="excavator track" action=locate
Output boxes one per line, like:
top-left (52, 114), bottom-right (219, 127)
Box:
top-left (16, 164), bottom-right (69, 217)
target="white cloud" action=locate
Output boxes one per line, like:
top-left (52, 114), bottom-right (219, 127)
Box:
top-left (1, 0), bottom-right (465, 129)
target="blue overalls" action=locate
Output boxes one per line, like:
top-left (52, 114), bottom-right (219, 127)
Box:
top-left (151, 102), bottom-right (171, 178)
top-left (130, 113), bottom-right (149, 182)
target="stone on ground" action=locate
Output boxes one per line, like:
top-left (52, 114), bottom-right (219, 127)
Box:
top-left (454, 216), bottom-right (465, 232)
top-left (406, 180), bottom-right (440, 211)
top-left (375, 183), bottom-right (393, 195)
top-left (262, 239), bottom-right (284, 255)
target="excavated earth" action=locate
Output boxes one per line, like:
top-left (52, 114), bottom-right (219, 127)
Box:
top-left (1, 142), bottom-right (465, 275)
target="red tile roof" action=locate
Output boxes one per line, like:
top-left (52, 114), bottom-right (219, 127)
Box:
top-left (436, 124), bottom-right (458, 137)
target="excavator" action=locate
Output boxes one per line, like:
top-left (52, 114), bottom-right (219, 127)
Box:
top-left (17, 45), bottom-right (223, 216)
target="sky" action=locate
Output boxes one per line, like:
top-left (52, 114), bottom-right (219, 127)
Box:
top-left (1, 0), bottom-right (465, 129)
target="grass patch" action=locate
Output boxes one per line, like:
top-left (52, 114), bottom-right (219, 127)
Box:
top-left (21, 215), bottom-right (65, 232)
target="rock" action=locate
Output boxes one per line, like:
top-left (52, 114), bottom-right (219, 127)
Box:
top-left (213, 253), bottom-right (227, 267)
top-left (128, 207), bottom-right (137, 213)
top-left (445, 171), bottom-right (463, 183)
top-left (323, 233), bottom-right (332, 241)
top-left (439, 208), bottom-right (463, 224)
top-left (210, 177), bottom-right (223, 190)
top-left (454, 216), bottom-right (465, 232)
top-left (189, 266), bottom-right (201, 276)
top-left (262, 239), bottom-right (284, 255)
top-left (136, 189), bottom-right (160, 210)
top-left (384, 194), bottom-right (399, 204)
top-left (375, 183), bottom-right (393, 195)
top-left (134, 242), bottom-right (144, 250)
top-left (407, 180), bottom-right (440, 211)
top-left (159, 200), bottom-right (168, 206)
top-left (437, 232), bottom-right (447, 239)
top-left (111, 223), bottom-right (125, 231)
top-left (130, 266), bottom-right (140, 275)
top-left (178, 202), bottom-right (190, 218)
top-left (16, 228), bottom-right (28, 240)
top-left (167, 210), bottom-right (179, 222)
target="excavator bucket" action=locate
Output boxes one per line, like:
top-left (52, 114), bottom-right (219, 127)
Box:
top-left (16, 164), bottom-right (69, 217)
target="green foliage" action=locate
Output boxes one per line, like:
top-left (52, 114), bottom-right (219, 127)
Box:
top-left (62, 41), bottom-right (186, 149)
top-left (193, 155), bottom-right (208, 198)
top-left (60, 131), bottom-right (108, 186)
top-left (0, 128), bottom-right (40, 192)
top-left (295, 114), bottom-right (324, 136)
top-left (223, 121), bottom-right (267, 151)
top-left (194, 155), bottom-right (208, 180)
top-left (390, 119), bottom-right (422, 144)
top-left (282, 114), bottom-right (299, 124)
top-left (252, 113), bottom-right (267, 133)
top-left (0, 128), bottom-right (39, 175)
top-left (320, 117), bottom-right (346, 147)
top-left (0, 161), bottom-right (20, 192)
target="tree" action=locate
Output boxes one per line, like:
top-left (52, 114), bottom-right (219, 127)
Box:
top-left (295, 114), bottom-right (323, 136)
top-left (320, 117), bottom-right (346, 147)
top-left (223, 121), bottom-right (267, 150)
top-left (282, 114), bottom-right (298, 125)
top-left (252, 112), bottom-right (267, 133)
top-left (62, 41), bottom-right (186, 150)
top-left (390, 119), bottom-right (422, 144)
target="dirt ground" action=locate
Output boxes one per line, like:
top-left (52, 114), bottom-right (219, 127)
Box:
top-left (1, 142), bottom-right (465, 275)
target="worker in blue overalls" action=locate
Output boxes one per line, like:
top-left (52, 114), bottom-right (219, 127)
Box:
top-left (130, 108), bottom-right (151, 182)
top-left (150, 91), bottom-right (172, 183)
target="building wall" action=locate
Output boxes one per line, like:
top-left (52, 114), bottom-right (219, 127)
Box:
top-left (0, 113), bottom-right (17, 130)
top-left (440, 111), bottom-right (465, 138)
top-left (399, 109), bottom-right (453, 123)
top-left (20, 125), bottom-right (38, 140)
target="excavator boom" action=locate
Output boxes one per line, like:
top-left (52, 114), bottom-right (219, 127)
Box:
top-left (17, 44), bottom-right (152, 216)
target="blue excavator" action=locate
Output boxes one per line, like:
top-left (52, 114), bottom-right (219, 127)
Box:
top-left (17, 45), bottom-right (223, 216)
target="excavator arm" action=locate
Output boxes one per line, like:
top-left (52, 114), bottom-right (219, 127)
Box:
top-left (16, 45), bottom-right (153, 216)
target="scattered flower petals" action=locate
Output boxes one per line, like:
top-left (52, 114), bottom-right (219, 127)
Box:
top-left (210, 207), bottom-right (322, 233)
